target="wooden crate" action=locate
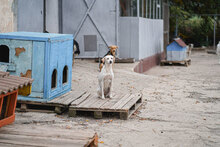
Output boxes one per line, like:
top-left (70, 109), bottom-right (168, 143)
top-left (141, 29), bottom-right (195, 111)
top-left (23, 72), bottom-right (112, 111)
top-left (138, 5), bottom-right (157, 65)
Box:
top-left (69, 93), bottom-right (142, 120)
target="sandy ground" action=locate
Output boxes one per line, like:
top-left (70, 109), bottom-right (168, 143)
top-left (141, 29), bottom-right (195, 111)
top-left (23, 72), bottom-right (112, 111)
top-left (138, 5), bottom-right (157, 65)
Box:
top-left (14, 51), bottom-right (220, 147)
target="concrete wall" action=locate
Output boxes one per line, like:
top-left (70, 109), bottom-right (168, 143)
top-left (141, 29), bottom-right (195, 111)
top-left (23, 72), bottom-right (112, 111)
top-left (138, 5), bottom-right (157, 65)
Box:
top-left (0, 0), bottom-right (16, 33)
top-left (119, 17), bottom-right (163, 60)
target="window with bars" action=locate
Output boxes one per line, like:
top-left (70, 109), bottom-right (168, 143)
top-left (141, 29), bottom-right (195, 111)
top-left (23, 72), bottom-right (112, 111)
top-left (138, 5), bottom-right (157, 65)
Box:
top-left (120, 0), bottom-right (163, 19)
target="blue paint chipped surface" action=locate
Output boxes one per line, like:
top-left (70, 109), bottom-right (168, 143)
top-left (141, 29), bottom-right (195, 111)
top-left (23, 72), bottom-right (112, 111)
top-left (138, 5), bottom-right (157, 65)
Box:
top-left (0, 32), bottom-right (73, 101)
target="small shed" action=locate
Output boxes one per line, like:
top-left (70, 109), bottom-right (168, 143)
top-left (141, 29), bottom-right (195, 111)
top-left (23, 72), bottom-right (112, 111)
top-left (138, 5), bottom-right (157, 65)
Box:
top-left (0, 71), bottom-right (33, 127)
top-left (166, 38), bottom-right (187, 61)
top-left (0, 32), bottom-right (73, 102)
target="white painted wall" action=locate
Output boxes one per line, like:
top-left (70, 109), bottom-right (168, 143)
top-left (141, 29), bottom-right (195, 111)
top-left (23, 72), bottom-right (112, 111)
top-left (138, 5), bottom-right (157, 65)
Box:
top-left (119, 17), bottom-right (163, 60)
top-left (119, 17), bottom-right (139, 60)
top-left (139, 18), bottom-right (163, 59)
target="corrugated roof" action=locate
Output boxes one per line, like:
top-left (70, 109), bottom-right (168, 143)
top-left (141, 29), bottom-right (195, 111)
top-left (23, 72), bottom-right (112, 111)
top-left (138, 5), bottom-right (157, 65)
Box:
top-left (0, 72), bottom-right (33, 95)
top-left (0, 71), bottom-right (9, 78)
top-left (174, 38), bottom-right (187, 47)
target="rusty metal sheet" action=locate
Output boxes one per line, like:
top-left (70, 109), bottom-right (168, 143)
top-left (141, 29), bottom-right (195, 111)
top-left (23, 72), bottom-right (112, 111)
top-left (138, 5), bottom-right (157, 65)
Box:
top-left (0, 72), bottom-right (33, 95)
top-left (174, 38), bottom-right (187, 47)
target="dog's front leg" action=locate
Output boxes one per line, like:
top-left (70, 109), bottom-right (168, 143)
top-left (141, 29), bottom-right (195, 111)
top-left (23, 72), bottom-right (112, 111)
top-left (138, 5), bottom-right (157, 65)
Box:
top-left (109, 80), bottom-right (113, 98)
top-left (101, 80), bottom-right (105, 99)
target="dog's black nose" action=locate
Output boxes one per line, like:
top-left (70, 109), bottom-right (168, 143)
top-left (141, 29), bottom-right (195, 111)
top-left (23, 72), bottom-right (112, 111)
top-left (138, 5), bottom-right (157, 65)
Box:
top-left (110, 61), bottom-right (112, 64)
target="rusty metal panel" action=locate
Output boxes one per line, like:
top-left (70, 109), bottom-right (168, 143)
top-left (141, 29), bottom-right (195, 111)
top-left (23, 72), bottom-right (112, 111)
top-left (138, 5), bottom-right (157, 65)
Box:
top-left (0, 72), bottom-right (33, 95)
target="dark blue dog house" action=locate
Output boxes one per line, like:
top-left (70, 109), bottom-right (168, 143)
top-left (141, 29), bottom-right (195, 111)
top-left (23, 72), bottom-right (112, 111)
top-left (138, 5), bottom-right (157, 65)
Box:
top-left (0, 32), bottom-right (73, 102)
top-left (166, 38), bottom-right (187, 61)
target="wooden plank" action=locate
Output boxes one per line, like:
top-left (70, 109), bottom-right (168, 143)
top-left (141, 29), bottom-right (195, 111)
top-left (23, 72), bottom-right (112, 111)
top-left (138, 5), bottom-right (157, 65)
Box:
top-left (1, 125), bottom-right (95, 138)
top-left (61, 91), bottom-right (86, 105)
top-left (87, 95), bottom-right (112, 109)
top-left (17, 100), bottom-right (63, 107)
top-left (77, 94), bottom-right (97, 108)
top-left (71, 93), bottom-right (91, 106)
top-left (0, 134), bottom-right (88, 147)
top-left (50, 90), bottom-right (79, 103)
top-left (79, 96), bottom-right (100, 108)
top-left (161, 59), bottom-right (191, 64)
top-left (50, 91), bottom-right (86, 105)
top-left (49, 92), bottom-right (71, 103)
top-left (89, 98), bottom-right (108, 109)
top-left (16, 108), bottom-right (54, 113)
top-left (122, 93), bottom-right (142, 110)
top-left (111, 94), bottom-right (132, 110)
top-left (128, 101), bottom-right (142, 118)
top-left (0, 125), bottom-right (98, 147)
top-left (100, 93), bottom-right (124, 109)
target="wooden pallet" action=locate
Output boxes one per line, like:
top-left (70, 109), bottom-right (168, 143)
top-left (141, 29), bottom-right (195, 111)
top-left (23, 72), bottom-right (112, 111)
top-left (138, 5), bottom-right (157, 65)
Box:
top-left (0, 124), bottom-right (98, 147)
top-left (16, 91), bottom-right (86, 114)
top-left (160, 59), bottom-right (191, 67)
top-left (69, 93), bottom-right (142, 120)
top-left (95, 58), bottom-right (135, 63)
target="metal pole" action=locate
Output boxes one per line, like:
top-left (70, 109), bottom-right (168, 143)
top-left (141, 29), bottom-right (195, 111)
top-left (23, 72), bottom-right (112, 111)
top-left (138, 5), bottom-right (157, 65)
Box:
top-left (43, 0), bottom-right (46, 32)
top-left (159, 0), bottom-right (161, 19)
top-left (153, 0), bottom-right (155, 19)
top-left (137, 0), bottom-right (140, 17)
top-left (156, 0), bottom-right (158, 19)
top-left (115, 0), bottom-right (119, 57)
top-left (213, 17), bottom-right (216, 50)
top-left (175, 15), bottom-right (178, 37)
top-left (58, 0), bottom-right (63, 33)
top-left (146, 0), bottom-right (148, 18)
top-left (142, 0), bottom-right (144, 17)
top-left (149, 0), bottom-right (151, 18)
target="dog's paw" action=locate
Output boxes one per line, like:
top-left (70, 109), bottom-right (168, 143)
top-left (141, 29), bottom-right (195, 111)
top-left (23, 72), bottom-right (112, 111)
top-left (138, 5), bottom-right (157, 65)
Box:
top-left (109, 94), bottom-right (113, 98)
top-left (101, 96), bottom-right (105, 99)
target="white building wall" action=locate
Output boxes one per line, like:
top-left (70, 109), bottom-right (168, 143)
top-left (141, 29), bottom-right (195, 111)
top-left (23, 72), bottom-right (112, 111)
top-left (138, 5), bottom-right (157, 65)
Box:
top-left (139, 18), bottom-right (163, 59)
top-left (119, 17), bottom-right (163, 60)
top-left (119, 17), bottom-right (139, 60)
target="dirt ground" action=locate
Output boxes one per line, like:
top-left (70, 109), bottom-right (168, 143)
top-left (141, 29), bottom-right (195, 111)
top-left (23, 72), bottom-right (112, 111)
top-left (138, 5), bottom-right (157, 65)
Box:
top-left (14, 51), bottom-right (220, 147)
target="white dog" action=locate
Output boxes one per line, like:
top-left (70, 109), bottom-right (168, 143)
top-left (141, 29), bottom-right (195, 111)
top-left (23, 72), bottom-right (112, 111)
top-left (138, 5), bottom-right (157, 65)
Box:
top-left (97, 55), bottom-right (114, 99)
